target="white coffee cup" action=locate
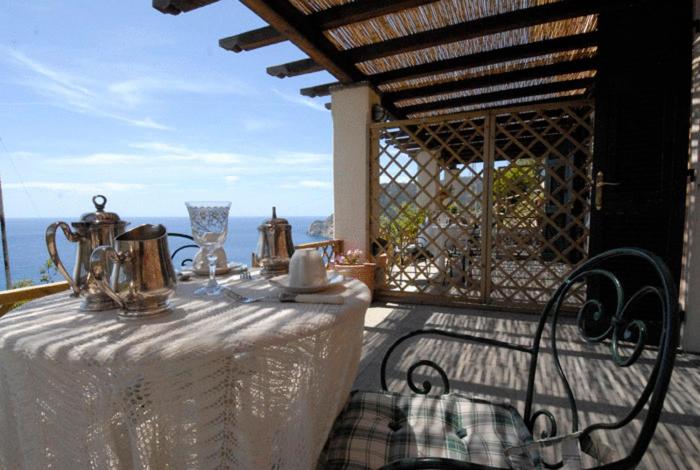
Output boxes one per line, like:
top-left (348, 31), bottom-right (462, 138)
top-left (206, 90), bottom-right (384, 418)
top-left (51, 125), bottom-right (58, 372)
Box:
top-left (288, 248), bottom-right (327, 288)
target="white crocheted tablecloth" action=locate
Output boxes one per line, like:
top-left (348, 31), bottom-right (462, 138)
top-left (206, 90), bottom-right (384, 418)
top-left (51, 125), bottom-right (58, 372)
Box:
top-left (0, 276), bottom-right (371, 470)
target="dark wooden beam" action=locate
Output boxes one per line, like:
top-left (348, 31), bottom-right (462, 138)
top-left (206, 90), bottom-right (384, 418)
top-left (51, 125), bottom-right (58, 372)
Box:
top-left (300, 81), bottom-right (339, 97)
top-left (341, 0), bottom-right (622, 63)
top-left (222, 1), bottom-right (440, 56)
top-left (153, 0), bottom-right (219, 14)
top-left (219, 26), bottom-right (284, 52)
top-left (369, 32), bottom-right (599, 85)
top-left (399, 78), bottom-right (593, 115)
top-left (281, 32), bottom-right (597, 82)
top-left (267, 58), bottom-right (323, 78)
top-left (240, 0), bottom-right (404, 118)
top-left (239, 0), bottom-right (362, 83)
top-left (312, 0), bottom-right (441, 30)
top-left (384, 57), bottom-right (597, 102)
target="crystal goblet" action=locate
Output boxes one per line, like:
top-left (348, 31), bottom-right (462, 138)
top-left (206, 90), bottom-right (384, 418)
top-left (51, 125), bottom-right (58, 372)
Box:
top-left (185, 201), bottom-right (231, 296)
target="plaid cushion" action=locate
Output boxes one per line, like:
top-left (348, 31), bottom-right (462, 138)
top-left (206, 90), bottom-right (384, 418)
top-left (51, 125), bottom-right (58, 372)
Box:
top-left (323, 391), bottom-right (535, 469)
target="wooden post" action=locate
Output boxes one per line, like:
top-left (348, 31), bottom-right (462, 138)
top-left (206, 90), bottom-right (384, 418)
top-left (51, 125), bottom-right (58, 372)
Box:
top-left (0, 176), bottom-right (11, 290)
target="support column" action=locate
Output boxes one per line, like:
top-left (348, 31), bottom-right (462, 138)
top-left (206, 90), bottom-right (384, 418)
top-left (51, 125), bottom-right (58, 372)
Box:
top-left (415, 150), bottom-right (438, 213)
top-left (682, 2), bottom-right (700, 352)
top-left (331, 84), bottom-right (379, 254)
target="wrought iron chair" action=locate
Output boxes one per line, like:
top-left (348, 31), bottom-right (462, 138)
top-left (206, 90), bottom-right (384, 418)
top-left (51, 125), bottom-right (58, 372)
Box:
top-left (322, 248), bottom-right (679, 469)
top-left (167, 232), bottom-right (199, 267)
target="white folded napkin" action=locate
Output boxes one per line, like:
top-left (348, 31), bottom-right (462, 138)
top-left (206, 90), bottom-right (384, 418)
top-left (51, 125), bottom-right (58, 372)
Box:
top-left (279, 293), bottom-right (344, 304)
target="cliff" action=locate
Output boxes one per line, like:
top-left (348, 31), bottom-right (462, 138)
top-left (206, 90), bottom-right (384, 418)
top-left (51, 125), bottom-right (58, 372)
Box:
top-left (307, 214), bottom-right (334, 238)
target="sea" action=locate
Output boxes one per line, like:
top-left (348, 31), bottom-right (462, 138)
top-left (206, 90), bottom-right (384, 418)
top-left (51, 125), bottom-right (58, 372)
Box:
top-left (0, 216), bottom-right (328, 290)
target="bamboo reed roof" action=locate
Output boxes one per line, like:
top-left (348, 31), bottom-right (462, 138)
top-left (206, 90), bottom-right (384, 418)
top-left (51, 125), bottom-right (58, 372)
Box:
top-left (154, 0), bottom-right (613, 118)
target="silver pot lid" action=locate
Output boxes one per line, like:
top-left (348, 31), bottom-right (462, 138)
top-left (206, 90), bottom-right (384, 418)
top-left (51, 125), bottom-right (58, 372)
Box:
top-left (74, 195), bottom-right (124, 226)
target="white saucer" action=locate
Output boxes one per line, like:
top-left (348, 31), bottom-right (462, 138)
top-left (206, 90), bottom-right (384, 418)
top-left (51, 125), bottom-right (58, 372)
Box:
top-left (184, 262), bottom-right (246, 277)
top-left (269, 271), bottom-right (345, 294)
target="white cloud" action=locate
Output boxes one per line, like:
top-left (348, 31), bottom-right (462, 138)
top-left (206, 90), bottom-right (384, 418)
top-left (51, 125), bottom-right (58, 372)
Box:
top-left (108, 77), bottom-right (256, 107)
top-left (3, 181), bottom-right (146, 192)
top-left (2, 47), bottom-right (172, 131)
top-left (9, 151), bottom-right (40, 159)
top-left (55, 152), bottom-right (148, 165)
top-left (273, 89), bottom-right (327, 112)
top-left (273, 152), bottom-right (330, 165)
top-left (282, 180), bottom-right (332, 189)
top-left (129, 142), bottom-right (189, 154)
top-left (53, 149), bottom-right (242, 166)
top-left (224, 175), bottom-right (240, 185)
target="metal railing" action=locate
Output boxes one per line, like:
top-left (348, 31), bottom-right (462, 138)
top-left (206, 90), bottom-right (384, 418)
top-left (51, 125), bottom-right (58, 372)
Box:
top-left (295, 239), bottom-right (344, 267)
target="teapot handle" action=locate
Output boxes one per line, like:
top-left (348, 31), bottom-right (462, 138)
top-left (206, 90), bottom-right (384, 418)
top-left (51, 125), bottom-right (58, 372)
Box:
top-left (89, 246), bottom-right (126, 309)
top-left (45, 222), bottom-right (81, 296)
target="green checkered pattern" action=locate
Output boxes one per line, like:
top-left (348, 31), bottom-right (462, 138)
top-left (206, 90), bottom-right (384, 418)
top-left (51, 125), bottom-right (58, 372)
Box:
top-left (324, 390), bottom-right (535, 469)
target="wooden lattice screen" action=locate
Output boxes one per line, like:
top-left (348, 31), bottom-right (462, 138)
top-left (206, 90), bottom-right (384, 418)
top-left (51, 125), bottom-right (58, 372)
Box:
top-left (370, 100), bottom-right (594, 309)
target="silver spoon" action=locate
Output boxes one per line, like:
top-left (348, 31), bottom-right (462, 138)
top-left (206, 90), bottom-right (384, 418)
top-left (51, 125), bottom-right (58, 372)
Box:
top-left (222, 287), bottom-right (269, 304)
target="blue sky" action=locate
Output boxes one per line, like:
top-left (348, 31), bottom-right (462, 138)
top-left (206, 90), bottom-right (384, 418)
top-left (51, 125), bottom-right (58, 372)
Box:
top-left (0, 1), bottom-right (336, 217)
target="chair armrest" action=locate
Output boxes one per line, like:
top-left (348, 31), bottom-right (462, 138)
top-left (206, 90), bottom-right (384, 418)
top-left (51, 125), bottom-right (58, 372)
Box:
top-left (380, 328), bottom-right (533, 394)
top-left (379, 457), bottom-right (497, 470)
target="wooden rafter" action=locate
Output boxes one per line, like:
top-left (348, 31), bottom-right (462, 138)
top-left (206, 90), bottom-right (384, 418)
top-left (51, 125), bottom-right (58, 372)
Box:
top-left (385, 58), bottom-right (597, 102)
top-left (221, 1), bottom-right (440, 53)
top-left (302, 56), bottom-right (597, 99)
top-left (220, 26), bottom-right (283, 52)
top-left (365, 32), bottom-right (598, 85)
top-left (300, 81), bottom-right (337, 98)
top-left (239, 0), bottom-right (362, 83)
top-left (399, 78), bottom-right (593, 115)
top-left (312, 0), bottom-right (441, 30)
top-left (267, 58), bottom-right (323, 78)
top-left (340, 0), bottom-right (611, 63)
top-left (153, 0), bottom-right (220, 14)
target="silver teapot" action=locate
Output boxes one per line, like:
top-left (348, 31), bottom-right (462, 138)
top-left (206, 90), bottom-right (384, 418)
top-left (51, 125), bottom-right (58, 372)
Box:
top-left (254, 207), bottom-right (295, 278)
top-left (46, 195), bottom-right (128, 311)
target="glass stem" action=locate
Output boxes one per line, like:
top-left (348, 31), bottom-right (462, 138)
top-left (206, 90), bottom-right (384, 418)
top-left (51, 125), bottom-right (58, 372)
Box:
top-left (207, 254), bottom-right (218, 286)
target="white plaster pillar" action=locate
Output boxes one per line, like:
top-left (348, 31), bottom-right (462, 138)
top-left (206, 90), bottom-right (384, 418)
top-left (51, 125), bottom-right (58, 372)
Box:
top-left (681, 1), bottom-right (700, 352)
top-left (415, 150), bottom-right (438, 212)
top-left (331, 84), bottom-right (379, 254)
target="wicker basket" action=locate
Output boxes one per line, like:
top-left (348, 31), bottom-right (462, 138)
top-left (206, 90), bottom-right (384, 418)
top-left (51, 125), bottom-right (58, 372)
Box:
top-left (334, 263), bottom-right (376, 293)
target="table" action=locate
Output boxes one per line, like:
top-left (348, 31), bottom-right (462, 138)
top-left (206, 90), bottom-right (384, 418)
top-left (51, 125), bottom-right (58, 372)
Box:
top-left (0, 275), bottom-right (371, 469)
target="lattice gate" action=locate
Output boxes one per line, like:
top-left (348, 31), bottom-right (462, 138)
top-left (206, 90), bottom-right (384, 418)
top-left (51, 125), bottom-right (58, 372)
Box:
top-left (370, 100), bottom-right (594, 309)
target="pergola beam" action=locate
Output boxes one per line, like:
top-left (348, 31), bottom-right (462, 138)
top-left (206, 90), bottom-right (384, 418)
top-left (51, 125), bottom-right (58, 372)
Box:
top-left (220, 26), bottom-right (283, 52)
top-left (300, 81), bottom-right (338, 97)
top-left (267, 58), bottom-right (323, 78)
top-left (399, 78), bottom-right (593, 115)
top-left (302, 56), bottom-right (596, 99)
top-left (312, 0), bottom-right (441, 30)
top-left (385, 57), bottom-right (597, 102)
top-left (239, 0), bottom-right (363, 83)
top-left (369, 32), bottom-right (599, 86)
top-left (153, 0), bottom-right (220, 14)
top-left (341, 0), bottom-right (614, 63)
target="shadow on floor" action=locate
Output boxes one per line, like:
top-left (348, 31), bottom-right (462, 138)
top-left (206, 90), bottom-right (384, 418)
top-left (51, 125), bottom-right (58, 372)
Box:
top-left (354, 302), bottom-right (700, 469)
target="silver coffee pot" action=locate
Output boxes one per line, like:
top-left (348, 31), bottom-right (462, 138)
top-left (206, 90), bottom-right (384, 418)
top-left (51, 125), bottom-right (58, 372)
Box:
top-left (254, 207), bottom-right (295, 278)
top-left (46, 195), bottom-right (128, 310)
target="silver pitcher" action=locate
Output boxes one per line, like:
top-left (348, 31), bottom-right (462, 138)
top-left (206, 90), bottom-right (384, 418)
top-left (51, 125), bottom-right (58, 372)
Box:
top-left (90, 224), bottom-right (177, 317)
top-left (254, 207), bottom-right (295, 278)
top-left (46, 195), bottom-right (128, 311)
